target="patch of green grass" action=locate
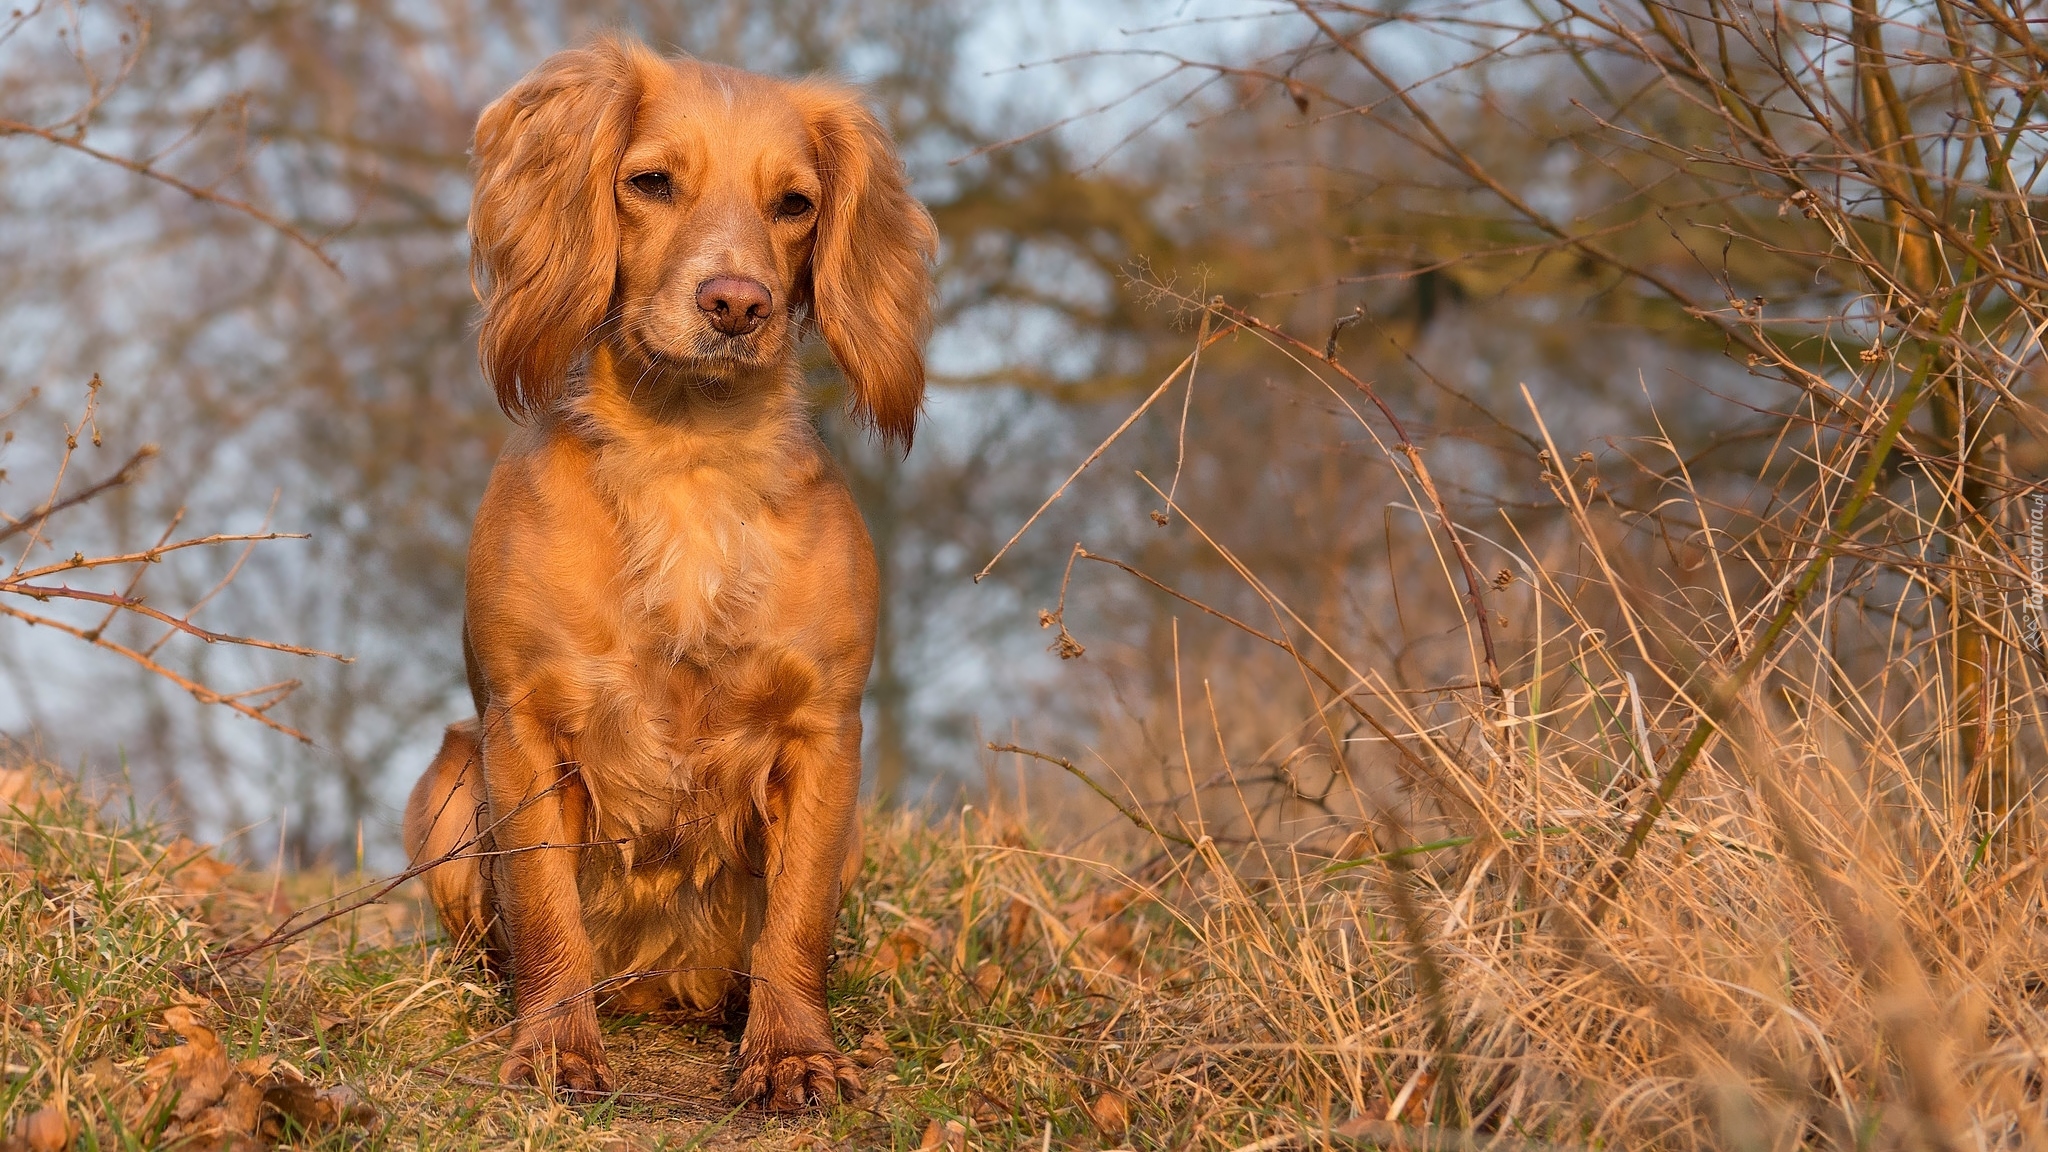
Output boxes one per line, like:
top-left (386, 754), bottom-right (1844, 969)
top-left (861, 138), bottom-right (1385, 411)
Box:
top-left (0, 768), bottom-right (1184, 1150)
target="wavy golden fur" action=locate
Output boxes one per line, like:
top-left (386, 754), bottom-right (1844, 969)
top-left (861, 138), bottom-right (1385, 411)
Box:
top-left (402, 33), bottom-right (936, 1109)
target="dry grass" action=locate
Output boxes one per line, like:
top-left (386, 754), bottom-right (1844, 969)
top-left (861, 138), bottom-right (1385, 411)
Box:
top-left (5, 601), bottom-right (2043, 1152)
top-left (6, 3), bottom-right (2048, 1149)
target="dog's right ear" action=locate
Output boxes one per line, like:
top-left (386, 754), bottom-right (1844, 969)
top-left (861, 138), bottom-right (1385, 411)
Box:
top-left (469, 35), bottom-right (654, 420)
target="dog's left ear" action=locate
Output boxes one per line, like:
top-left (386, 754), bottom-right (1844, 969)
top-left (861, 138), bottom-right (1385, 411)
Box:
top-left (470, 35), bottom-right (656, 421)
top-left (789, 83), bottom-right (938, 452)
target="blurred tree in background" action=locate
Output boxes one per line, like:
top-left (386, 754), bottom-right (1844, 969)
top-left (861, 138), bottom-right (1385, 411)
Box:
top-left (5, 0), bottom-right (2031, 863)
top-left (0, 0), bottom-right (1184, 856)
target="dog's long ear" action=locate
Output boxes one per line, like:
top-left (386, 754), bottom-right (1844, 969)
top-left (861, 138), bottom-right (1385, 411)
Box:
top-left (469, 35), bottom-right (654, 420)
top-left (789, 82), bottom-right (938, 452)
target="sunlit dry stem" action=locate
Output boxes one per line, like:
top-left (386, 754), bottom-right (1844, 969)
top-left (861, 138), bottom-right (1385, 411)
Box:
top-left (1206, 297), bottom-right (1502, 700)
top-left (1587, 309), bottom-right (1949, 924)
top-left (987, 742), bottom-right (1197, 848)
top-left (975, 319), bottom-right (1239, 584)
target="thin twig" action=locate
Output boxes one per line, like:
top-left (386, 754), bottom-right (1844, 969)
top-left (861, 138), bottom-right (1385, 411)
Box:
top-left (0, 117), bottom-right (339, 273)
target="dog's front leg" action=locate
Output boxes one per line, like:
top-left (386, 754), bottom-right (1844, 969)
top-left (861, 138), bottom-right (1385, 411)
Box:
top-left (482, 704), bottom-right (612, 1098)
top-left (734, 722), bottom-right (864, 1110)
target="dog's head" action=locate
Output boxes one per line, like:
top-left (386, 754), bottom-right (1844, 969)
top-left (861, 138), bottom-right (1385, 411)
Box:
top-left (469, 35), bottom-right (937, 449)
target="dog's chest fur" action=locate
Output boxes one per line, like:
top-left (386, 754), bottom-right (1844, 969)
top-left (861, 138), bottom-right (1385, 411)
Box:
top-left (558, 398), bottom-right (843, 1004)
top-left (563, 389), bottom-right (828, 870)
top-left (583, 401), bottom-right (803, 657)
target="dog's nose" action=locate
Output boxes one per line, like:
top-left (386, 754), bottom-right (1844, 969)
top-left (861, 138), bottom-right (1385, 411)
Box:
top-left (696, 277), bottom-right (772, 336)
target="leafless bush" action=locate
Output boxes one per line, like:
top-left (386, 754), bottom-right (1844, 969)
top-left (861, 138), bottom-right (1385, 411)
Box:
top-left (966, 1), bottom-right (2048, 1146)
top-left (1, 2), bottom-right (342, 743)
top-left (0, 378), bottom-right (344, 740)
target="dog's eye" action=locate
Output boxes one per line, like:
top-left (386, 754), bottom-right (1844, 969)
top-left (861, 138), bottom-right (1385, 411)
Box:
top-left (775, 191), bottom-right (814, 218)
top-left (628, 171), bottom-right (673, 200)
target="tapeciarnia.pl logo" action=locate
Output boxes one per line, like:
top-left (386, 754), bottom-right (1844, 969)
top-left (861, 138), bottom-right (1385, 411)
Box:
top-left (2028, 490), bottom-right (2046, 656)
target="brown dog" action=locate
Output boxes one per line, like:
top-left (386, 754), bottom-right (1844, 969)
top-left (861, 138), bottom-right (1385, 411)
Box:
top-left (401, 33), bottom-right (934, 1109)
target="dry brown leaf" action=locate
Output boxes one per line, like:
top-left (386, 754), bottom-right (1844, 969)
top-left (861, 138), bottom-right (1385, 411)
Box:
top-left (183, 1078), bottom-right (265, 1145)
top-left (1088, 1089), bottom-right (1131, 1135)
top-left (852, 1029), bottom-right (892, 1069)
top-left (217, 1078), bottom-right (265, 1132)
top-left (1063, 890), bottom-right (1134, 925)
top-left (1390, 1067), bottom-right (1436, 1124)
top-left (871, 927), bottom-right (927, 975)
top-left (916, 1118), bottom-right (966, 1151)
top-left (260, 1080), bottom-right (376, 1138)
top-left (1085, 919), bottom-right (1133, 954)
top-left (89, 1059), bottom-right (157, 1133)
top-left (1334, 1116), bottom-right (1397, 1141)
top-left (1057, 889), bottom-right (1149, 978)
top-left (145, 1006), bottom-right (230, 1119)
top-left (0, 768), bottom-right (64, 812)
top-left (83, 1056), bottom-right (122, 1091)
top-left (163, 838), bottom-right (236, 895)
top-left (311, 1008), bottom-right (354, 1035)
top-left (1000, 898), bottom-right (1034, 951)
top-left (0, 841), bottom-right (30, 881)
top-left (967, 1090), bottom-right (1011, 1124)
top-left (969, 960), bottom-right (1004, 999)
top-left (14, 1105), bottom-right (74, 1152)
top-left (937, 1039), bottom-right (964, 1065)
top-left (131, 1007), bottom-right (347, 1147)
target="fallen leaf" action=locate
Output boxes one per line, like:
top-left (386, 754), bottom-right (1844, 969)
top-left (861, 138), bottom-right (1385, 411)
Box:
top-left (968, 1089), bottom-right (1011, 1124)
top-left (1335, 1116), bottom-right (1394, 1140)
top-left (311, 1009), bottom-right (354, 1035)
top-left (969, 961), bottom-right (1004, 1000)
top-left (1388, 1067), bottom-right (1437, 1124)
top-left (1088, 1089), bottom-right (1131, 1135)
top-left (163, 839), bottom-right (237, 906)
top-left (1058, 890), bottom-right (1149, 978)
top-left (184, 1078), bottom-right (266, 1144)
top-left (261, 1080), bottom-right (376, 1138)
top-left (0, 768), bottom-right (64, 813)
top-left (16, 1105), bottom-right (73, 1152)
top-left (99, 1054), bottom-right (158, 1129)
top-left (1000, 898), bottom-right (1034, 950)
top-left (871, 927), bottom-right (927, 975)
top-left (937, 1039), bottom-right (964, 1065)
top-left (852, 1029), bottom-right (892, 1069)
top-left (144, 1006), bottom-right (230, 1119)
top-left (917, 1118), bottom-right (966, 1151)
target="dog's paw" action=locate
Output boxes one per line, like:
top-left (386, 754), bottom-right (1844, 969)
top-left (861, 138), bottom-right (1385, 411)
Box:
top-left (732, 1049), bottom-right (863, 1111)
top-left (500, 1039), bottom-right (615, 1102)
